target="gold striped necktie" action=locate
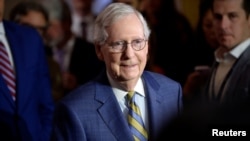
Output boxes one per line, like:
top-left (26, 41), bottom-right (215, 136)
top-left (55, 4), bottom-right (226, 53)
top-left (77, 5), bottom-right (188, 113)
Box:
top-left (127, 91), bottom-right (148, 141)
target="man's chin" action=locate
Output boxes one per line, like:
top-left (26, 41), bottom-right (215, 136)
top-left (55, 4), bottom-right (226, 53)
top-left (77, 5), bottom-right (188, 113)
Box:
top-left (120, 74), bottom-right (139, 81)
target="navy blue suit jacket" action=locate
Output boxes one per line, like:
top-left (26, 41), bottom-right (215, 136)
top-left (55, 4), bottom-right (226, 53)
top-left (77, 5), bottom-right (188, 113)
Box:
top-left (0, 21), bottom-right (54, 141)
top-left (52, 71), bottom-right (182, 141)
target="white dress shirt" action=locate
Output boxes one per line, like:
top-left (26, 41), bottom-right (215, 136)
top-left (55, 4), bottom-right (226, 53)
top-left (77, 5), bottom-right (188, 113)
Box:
top-left (53, 36), bottom-right (75, 72)
top-left (107, 72), bottom-right (149, 130)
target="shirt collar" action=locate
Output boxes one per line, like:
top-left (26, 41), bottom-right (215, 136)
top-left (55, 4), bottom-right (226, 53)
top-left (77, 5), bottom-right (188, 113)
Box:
top-left (107, 72), bottom-right (145, 102)
top-left (230, 38), bottom-right (250, 58)
top-left (0, 22), bottom-right (5, 35)
top-left (54, 35), bottom-right (75, 52)
top-left (63, 36), bottom-right (75, 52)
top-left (215, 38), bottom-right (250, 62)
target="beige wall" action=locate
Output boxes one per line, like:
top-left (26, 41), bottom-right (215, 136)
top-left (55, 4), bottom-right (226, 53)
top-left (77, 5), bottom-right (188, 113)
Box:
top-left (176, 0), bottom-right (200, 30)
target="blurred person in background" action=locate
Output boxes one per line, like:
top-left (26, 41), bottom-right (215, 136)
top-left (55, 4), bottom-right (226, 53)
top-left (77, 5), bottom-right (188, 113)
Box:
top-left (45, 0), bottom-right (103, 95)
top-left (194, 0), bottom-right (219, 67)
top-left (141, 0), bottom-right (196, 86)
top-left (204, 0), bottom-right (250, 104)
top-left (0, 0), bottom-right (54, 140)
top-left (64, 0), bottom-right (96, 43)
top-left (159, 0), bottom-right (250, 137)
top-left (183, 0), bottom-right (219, 103)
top-left (9, 1), bottom-right (64, 102)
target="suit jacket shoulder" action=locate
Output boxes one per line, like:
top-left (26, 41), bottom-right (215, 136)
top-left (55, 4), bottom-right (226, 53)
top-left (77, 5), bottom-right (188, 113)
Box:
top-left (142, 71), bottom-right (182, 92)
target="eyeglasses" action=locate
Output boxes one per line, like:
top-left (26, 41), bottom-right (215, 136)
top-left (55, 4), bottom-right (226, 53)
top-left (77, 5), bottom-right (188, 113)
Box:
top-left (106, 39), bottom-right (147, 53)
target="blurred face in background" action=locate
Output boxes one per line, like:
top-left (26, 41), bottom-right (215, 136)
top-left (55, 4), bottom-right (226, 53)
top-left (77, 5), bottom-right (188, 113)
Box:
top-left (72, 0), bottom-right (92, 16)
top-left (46, 19), bottom-right (64, 47)
top-left (213, 0), bottom-right (250, 49)
top-left (17, 10), bottom-right (48, 38)
top-left (202, 9), bottom-right (219, 49)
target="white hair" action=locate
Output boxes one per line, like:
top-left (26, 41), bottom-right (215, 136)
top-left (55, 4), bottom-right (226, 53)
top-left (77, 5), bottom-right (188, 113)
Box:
top-left (93, 2), bottom-right (151, 45)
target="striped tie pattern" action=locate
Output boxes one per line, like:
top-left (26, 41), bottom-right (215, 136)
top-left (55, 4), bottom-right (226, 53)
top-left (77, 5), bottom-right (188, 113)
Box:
top-left (127, 91), bottom-right (148, 141)
top-left (0, 42), bottom-right (16, 100)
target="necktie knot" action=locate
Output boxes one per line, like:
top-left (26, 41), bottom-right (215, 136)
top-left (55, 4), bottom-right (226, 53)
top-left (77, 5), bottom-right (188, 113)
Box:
top-left (127, 91), bottom-right (135, 104)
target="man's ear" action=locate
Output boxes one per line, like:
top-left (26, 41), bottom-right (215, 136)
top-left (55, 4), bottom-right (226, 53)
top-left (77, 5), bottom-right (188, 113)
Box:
top-left (95, 44), bottom-right (104, 61)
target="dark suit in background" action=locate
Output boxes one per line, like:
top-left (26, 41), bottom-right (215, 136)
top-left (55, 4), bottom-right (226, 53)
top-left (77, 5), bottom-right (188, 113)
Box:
top-left (45, 0), bottom-right (104, 95)
top-left (69, 37), bottom-right (104, 86)
top-left (0, 21), bottom-right (54, 141)
top-left (205, 45), bottom-right (250, 104)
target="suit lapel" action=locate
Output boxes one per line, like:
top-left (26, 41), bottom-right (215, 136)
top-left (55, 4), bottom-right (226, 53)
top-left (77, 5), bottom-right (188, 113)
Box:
top-left (0, 21), bottom-right (22, 108)
top-left (225, 45), bottom-right (250, 97)
top-left (142, 72), bottom-right (162, 140)
top-left (4, 21), bottom-right (28, 108)
top-left (95, 73), bottom-right (133, 141)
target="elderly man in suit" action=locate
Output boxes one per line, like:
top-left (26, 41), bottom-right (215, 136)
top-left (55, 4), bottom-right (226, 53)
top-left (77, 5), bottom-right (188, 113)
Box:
top-left (0, 0), bottom-right (54, 141)
top-left (51, 2), bottom-right (182, 141)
